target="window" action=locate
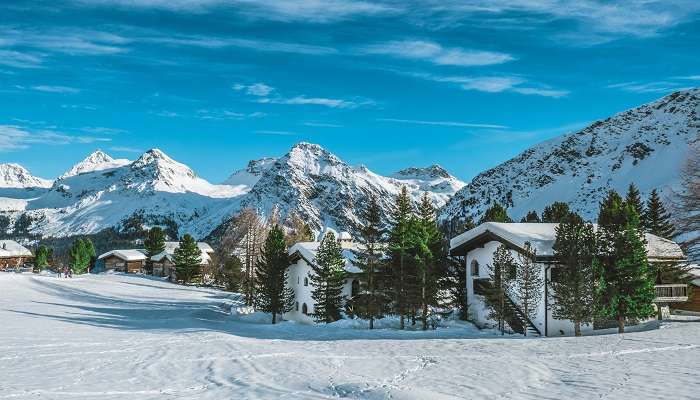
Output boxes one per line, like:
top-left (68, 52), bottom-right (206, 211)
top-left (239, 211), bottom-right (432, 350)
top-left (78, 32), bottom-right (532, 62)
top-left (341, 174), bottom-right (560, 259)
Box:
top-left (302, 303), bottom-right (308, 315)
top-left (470, 260), bottom-right (480, 277)
top-left (304, 277), bottom-right (309, 286)
top-left (295, 302), bottom-right (299, 311)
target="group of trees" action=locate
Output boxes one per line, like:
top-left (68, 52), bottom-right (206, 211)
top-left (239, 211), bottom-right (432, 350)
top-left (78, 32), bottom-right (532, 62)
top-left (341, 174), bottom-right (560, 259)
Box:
top-left (69, 238), bottom-right (96, 274)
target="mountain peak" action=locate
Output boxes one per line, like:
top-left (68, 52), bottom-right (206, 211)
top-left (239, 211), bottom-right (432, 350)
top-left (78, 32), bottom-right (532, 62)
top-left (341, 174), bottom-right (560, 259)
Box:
top-left (60, 149), bottom-right (130, 180)
top-left (0, 163), bottom-right (52, 188)
top-left (393, 165), bottom-right (451, 179)
top-left (223, 157), bottom-right (277, 187)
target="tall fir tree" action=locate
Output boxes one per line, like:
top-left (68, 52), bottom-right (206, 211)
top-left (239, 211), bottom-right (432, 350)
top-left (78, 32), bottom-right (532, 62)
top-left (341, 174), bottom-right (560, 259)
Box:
top-left (520, 210), bottom-right (541, 223)
top-left (625, 183), bottom-right (645, 227)
top-left (84, 239), bottom-right (96, 273)
top-left (217, 255), bottom-right (245, 292)
top-left (550, 213), bottom-right (597, 336)
top-left (485, 244), bottom-right (515, 335)
top-left (144, 227), bottom-right (166, 274)
top-left (479, 202), bottom-right (512, 224)
top-left (644, 189), bottom-right (675, 239)
top-left (387, 186), bottom-right (414, 329)
top-left (595, 191), bottom-right (655, 333)
top-left (174, 234), bottom-right (202, 284)
top-left (514, 242), bottom-right (543, 335)
top-left (541, 202), bottom-right (571, 223)
top-left (69, 238), bottom-right (93, 274)
top-left (414, 192), bottom-right (444, 330)
top-left (254, 225), bottom-right (294, 324)
top-left (352, 194), bottom-right (386, 329)
top-left (34, 245), bottom-right (51, 270)
top-left (309, 231), bottom-right (346, 323)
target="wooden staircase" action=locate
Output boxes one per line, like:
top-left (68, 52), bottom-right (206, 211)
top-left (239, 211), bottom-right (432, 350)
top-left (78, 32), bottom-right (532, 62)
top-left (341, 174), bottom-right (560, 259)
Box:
top-left (474, 279), bottom-right (541, 337)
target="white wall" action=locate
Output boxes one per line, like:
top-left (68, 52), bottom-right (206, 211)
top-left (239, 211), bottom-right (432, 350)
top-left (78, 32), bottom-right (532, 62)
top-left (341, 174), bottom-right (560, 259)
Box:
top-left (465, 240), bottom-right (592, 337)
top-left (283, 258), bottom-right (357, 324)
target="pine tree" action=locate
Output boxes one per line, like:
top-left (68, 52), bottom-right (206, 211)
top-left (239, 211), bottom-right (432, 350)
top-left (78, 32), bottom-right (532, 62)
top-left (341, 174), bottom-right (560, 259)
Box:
top-left (479, 202), bottom-right (512, 224)
top-left (644, 189), bottom-right (675, 239)
top-left (174, 234), bottom-right (202, 284)
top-left (485, 244), bottom-right (515, 335)
top-left (309, 231), bottom-right (346, 323)
top-left (387, 186), bottom-right (414, 329)
top-left (69, 238), bottom-right (93, 274)
top-left (541, 202), bottom-right (571, 223)
top-left (514, 242), bottom-right (543, 335)
top-left (520, 210), bottom-right (541, 223)
top-left (625, 183), bottom-right (645, 227)
top-left (218, 255), bottom-right (245, 292)
top-left (83, 239), bottom-right (96, 273)
top-left (413, 192), bottom-right (444, 330)
top-left (351, 194), bottom-right (386, 329)
top-left (34, 245), bottom-right (51, 270)
top-left (144, 227), bottom-right (166, 274)
top-left (254, 225), bottom-right (294, 324)
top-left (550, 213), bottom-right (597, 336)
top-left (596, 193), bottom-right (655, 333)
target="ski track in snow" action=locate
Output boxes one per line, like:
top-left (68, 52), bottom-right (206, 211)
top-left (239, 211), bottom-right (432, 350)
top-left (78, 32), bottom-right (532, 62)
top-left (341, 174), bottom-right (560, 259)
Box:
top-left (1, 273), bottom-right (700, 400)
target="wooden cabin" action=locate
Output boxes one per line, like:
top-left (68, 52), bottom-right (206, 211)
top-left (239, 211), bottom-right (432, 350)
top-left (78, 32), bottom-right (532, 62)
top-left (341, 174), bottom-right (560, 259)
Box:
top-left (97, 249), bottom-right (147, 273)
top-left (0, 240), bottom-right (33, 271)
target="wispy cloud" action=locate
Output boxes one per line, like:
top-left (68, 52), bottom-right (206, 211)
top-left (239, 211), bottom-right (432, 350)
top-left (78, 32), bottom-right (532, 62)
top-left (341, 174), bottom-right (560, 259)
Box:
top-left (81, 127), bottom-right (128, 135)
top-left (606, 80), bottom-right (693, 94)
top-left (378, 118), bottom-right (507, 129)
top-left (30, 85), bottom-right (81, 94)
top-left (196, 109), bottom-right (266, 120)
top-left (303, 121), bottom-right (343, 128)
top-left (109, 146), bottom-right (142, 153)
top-left (235, 82), bottom-right (370, 109)
top-left (145, 35), bottom-right (337, 55)
top-left (233, 83), bottom-right (274, 96)
top-left (360, 40), bottom-right (513, 67)
top-left (0, 50), bottom-right (43, 69)
top-left (402, 70), bottom-right (569, 98)
top-left (0, 28), bottom-right (129, 56)
top-left (450, 121), bottom-right (590, 148)
top-left (0, 124), bottom-right (112, 152)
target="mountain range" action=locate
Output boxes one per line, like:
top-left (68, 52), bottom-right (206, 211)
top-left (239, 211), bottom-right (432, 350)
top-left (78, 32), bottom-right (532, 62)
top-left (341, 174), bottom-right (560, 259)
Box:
top-left (0, 88), bottom-right (697, 241)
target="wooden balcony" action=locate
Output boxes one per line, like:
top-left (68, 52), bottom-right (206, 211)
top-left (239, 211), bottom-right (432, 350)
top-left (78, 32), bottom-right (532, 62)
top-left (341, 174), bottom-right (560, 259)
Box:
top-left (654, 284), bottom-right (689, 303)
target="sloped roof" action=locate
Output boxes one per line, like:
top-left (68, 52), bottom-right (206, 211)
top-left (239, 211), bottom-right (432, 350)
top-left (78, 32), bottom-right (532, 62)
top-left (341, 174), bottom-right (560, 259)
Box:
top-left (0, 240), bottom-right (32, 258)
top-left (288, 241), bottom-right (362, 273)
top-left (450, 222), bottom-right (685, 261)
top-left (97, 249), bottom-right (147, 262)
top-left (150, 242), bottom-right (213, 265)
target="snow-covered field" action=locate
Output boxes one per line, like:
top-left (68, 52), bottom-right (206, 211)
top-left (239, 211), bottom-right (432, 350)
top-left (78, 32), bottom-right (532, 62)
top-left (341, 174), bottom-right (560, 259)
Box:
top-left (1, 273), bottom-right (699, 399)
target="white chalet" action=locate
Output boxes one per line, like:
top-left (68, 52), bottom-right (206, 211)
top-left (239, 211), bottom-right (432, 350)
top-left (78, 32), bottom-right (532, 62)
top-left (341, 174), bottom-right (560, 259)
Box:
top-left (284, 229), bottom-right (361, 323)
top-left (449, 222), bottom-right (687, 337)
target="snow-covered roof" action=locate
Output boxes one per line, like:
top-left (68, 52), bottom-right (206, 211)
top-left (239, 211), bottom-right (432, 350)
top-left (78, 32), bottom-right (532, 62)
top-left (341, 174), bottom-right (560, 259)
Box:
top-left (0, 240), bottom-right (32, 258)
top-left (150, 241), bottom-right (214, 265)
top-left (97, 249), bottom-right (147, 262)
top-left (288, 241), bottom-right (362, 274)
top-left (450, 222), bottom-right (685, 261)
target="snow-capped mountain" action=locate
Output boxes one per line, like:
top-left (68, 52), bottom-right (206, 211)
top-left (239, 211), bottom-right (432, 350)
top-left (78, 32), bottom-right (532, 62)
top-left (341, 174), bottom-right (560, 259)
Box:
top-left (0, 145), bottom-right (464, 238)
top-left (223, 157), bottom-right (277, 188)
top-left (58, 150), bottom-right (131, 180)
top-left (440, 88), bottom-right (699, 228)
top-left (0, 163), bottom-right (52, 189)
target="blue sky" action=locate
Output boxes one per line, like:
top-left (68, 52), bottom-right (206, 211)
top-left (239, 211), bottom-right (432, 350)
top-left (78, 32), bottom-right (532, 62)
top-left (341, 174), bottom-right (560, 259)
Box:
top-left (1, 1), bottom-right (699, 182)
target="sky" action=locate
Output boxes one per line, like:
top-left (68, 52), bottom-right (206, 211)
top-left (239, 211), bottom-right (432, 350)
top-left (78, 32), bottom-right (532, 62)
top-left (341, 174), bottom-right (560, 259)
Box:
top-left (1, 0), bottom-right (699, 183)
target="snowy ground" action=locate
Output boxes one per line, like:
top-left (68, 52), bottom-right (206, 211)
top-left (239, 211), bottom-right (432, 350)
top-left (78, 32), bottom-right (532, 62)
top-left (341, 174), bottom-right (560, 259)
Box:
top-left (1, 273), bottom-right (699, 399)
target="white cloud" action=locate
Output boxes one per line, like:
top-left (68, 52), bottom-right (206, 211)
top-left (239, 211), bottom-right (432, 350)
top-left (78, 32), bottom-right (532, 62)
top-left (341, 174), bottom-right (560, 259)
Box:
top-left (404, 71), bottom-right (569, 98)
top-left (149, 35), bottom-right (337, 55)
top-left (233, 83), bottom-right (274, 96)
top-left (109, 146), bottom-right (143, 153)
top-left (303, 121), bottom-right (342, 128)
top-left (377, 118), bottom-right (507, 129)
top-left (360, 40), bottom-right (513, 66)
top-left (606, 81), bottom-right (690, 94)
top-left (31, 85), bottom-right (81, 94)
top-left (0, 28), bottom-right (129, 56)
top-left (262, 95), bottom-right (358, 108)
top-left (0, 124), bottom-right (112, 152)
top-left (0, 50), bottom-right (43, 69)
top-left (196, 109), bottom-right (266, 120)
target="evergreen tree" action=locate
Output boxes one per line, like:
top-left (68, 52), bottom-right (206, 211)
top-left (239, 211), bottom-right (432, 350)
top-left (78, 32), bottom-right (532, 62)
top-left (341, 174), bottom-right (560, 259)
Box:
top-left (625, 183), bottom-right (645, 227)
top-left (387, 186), bottom-right (414, 329)
top-left (218, 255), bottom-right (245, 292)
top-left (144, 227), bottom-right (166, 274)
top-left (550, 213), bottom-right (597, 336)
top-left (254, 225), bottom-right (294, 324)
top-left (351, 194), bottom-right (386, 329)
top-left (644, 189), bottom-right (675, 239)
top-left (541, 202), bottom-right (571, 223)
top-left (34, 245), bottom-right (51, 270)
top-left (69, 238), bottom-right (93, 274)
top-left (485, 244), bottom-right (515, 335)
top-left (595, 192), bottom-right (655, 333)
top-left (520, 210), bottom-right (541, 223)
top-left (174, 234), bottom-right (202, 284)
top-left (514, 242), bottom-right (543, 335)
top-left (479, 202), bottom-right (512, 224)
top-left (413, 192), bottom-right (444, 330)
top-left (309, 231), bottom-right (346, 323)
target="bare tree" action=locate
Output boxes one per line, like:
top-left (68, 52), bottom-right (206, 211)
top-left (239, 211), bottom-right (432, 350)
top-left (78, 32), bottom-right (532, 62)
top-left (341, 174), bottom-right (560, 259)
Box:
top-left (673, 142), bottom-right (700, 261)
top-left (284, 212), bottom-right (315, 246)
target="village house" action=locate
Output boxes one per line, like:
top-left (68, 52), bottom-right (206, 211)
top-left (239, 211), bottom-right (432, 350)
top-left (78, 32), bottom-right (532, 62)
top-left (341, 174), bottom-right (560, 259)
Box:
top-left (449, 222), bottom-right (687, 337)
top-left (97, 249), bottom-right (148, 273)
top-left (284, 229), bottom-right (361, 323)
top-left (0, 240), bottom-right (33, 271)
top-left (151, 241), bottom-right (215, 281)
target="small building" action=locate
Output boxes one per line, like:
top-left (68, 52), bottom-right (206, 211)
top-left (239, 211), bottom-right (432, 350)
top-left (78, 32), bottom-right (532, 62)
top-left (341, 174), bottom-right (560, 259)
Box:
top-left (449, 222), bottom-right (687, 337)
top-left (284, 230), bottom-right (361, 323)
top-left (0, 240), bottom-right (33, 271)
top-left (151, 241), bottom-right (215, 280)
top-left (97, 249), bottom-right (147, 273)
